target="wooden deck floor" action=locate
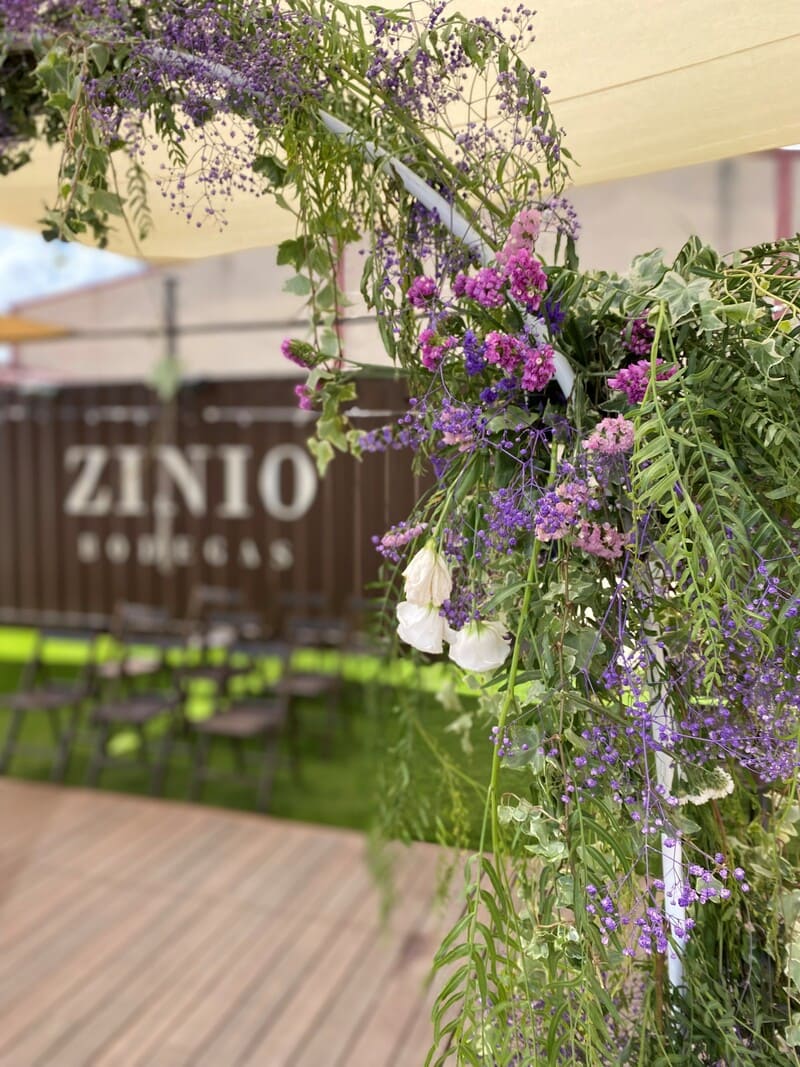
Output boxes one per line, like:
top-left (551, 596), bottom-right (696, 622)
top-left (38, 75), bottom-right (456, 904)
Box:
top-left (0, 780), bottom-right (459, 1066)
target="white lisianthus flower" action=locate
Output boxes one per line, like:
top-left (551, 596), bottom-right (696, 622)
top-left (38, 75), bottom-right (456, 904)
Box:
top-left (402, 543), bottom-right (452, 606)
top-left (447, 620), bottom-right (511, 672)
top-left (396, 601), bottom-right (446, 654)
top-left (677, 767), bottom-right (735, 807)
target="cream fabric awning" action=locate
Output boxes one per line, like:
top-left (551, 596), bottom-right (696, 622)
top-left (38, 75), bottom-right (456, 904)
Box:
top-left (1, 0), bottom-right (799, 259)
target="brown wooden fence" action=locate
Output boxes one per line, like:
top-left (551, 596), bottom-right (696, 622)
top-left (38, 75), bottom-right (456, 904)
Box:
top-left (0, 377), bottom-right (424, 632)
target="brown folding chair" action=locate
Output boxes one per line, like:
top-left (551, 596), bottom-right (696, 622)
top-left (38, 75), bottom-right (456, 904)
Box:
top-left (186, 639), bottom-right (296, 812)
top-left (85, 604), bottom-right (183, 790)
top-left (0, 626), bottom-right (99, 781)
top-left (95, 602), bottom-right (177, 691)
top-left (276, 592), bottom-right (347, 755)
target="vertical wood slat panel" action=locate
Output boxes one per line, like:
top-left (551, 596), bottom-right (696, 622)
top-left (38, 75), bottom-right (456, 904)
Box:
top-left (0, 395), bottom-right (18, 613)
top-left (0, 377), bottom-right (429, 630)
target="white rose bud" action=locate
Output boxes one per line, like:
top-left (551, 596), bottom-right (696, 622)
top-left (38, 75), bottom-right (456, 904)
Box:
top-left (396, 601), bottom-right (446, 654)
top-left (447, 620), bottom-right (511, 672)
top-left (402, 543), bottom-right (452, 607)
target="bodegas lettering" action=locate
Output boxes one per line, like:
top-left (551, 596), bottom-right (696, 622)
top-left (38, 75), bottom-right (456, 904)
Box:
top-left (64, 442), bottom-right (318, 571)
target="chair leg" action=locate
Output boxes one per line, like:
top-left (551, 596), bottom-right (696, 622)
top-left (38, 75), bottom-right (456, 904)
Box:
top-left (287, 706), bottom-right (302, 784)
top-left (51, 704), bottom-right (81, 783)
top-left (86, 720), bottom-right (111, 788)
top-left (256, 734), bottom-right (280, 813)
top-left (150, 725), bottom-right (174, 797)
top-left (0, 706), bottom-right (25, 775)
top-left (189, 733), bottom-right (212, 802)
top-left (230, 737), bottom-right (246, 773)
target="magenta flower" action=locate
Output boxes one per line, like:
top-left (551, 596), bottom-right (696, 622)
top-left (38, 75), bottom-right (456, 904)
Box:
top-left (503, 248), bottom-right (548, 312)
top-left (521, 343), bottom-right (556, 392)
top-left (608, 359), bottom-right (676, 404)
top-left (496, 207), bottom-right (542, 265)
top-left (419, 327), bottom-right (455, 371)
top-left (406, 275), bottom-right (439, 308)
top-left (453, 266), bottom-right (506, 308)
top-left (281, 337), bottom-right (317, 369)
top-left (294, 383), bottom-right (316, 411)
top-left (484, 331), bottom-right (526, 374)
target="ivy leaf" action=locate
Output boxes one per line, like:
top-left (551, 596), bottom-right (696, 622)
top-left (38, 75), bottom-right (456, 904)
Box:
top-left (307, 436), bottom-right (334, 476)
top-left (90, 188), bottom-right (125, 216)
top-left (252, 153), bottom-right (287, 188)
top-left (698, 298), bottom-right (726, 334)
top-left (283, 274), bottom-right (311, 296)
top-left (651, 270), bottom-right (712, 320)
top-left (276, 238), bottom-right (307, 270)
top-left (626, 248), bottom-right (666, 291)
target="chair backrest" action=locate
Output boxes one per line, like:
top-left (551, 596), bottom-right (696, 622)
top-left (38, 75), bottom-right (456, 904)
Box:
top-left (21, 626), bottom-right (103, 690)
top-left (279, 591), bottom-right (347, 649)
top-left (187, 585), bottom-right (243, 621)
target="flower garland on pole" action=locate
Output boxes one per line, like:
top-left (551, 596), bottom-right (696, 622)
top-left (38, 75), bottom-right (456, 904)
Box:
top-left (3, 2), bottom-right (800, 1062)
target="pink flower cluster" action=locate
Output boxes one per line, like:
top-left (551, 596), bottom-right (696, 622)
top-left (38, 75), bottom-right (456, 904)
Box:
top-left (496, 207), bottom-right (542, 265)
top-left (574, 520), bottom-right (627, 561)
top-left (521, 343), bottom-right (555, 392)
top-left (378, 521), bottom-right (428, 555)
top-left (406, 276), bottom-right (439, 308)
top-left (484, 331), bottom-right (527, 373)
top-left (453, 266), bottom-right (506, 308)
top-left (504, 247), bottom-right (548, 312)
top-left (583, 415), bottom-right (635, 455)
top-left (608, 359), bottom-right (676, 404)
top-left (294, 383), bottom-right (317, 411)
top-left (419, 328), bottom-right (457, 371)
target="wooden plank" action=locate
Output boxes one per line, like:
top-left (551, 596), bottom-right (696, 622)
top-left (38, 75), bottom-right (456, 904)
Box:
top-left (282, 848), bottom-right (442, 1067)
top-left (0, 783), bottom-right (450, 1067)
top-left (239, 844), bottom-right (436, 1067)
top-left (189, 837), bottom-right (369, 1067)
top-left (350, 878), bottom-right (466, 1066)
top-left (128, 831), bottom-right (346, 1066)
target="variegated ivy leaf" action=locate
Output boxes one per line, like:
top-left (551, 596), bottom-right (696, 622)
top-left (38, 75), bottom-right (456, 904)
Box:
top-left (651, 270), bottom-right (713, 320)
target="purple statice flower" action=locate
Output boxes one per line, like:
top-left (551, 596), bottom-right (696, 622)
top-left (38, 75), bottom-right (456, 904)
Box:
top-left (541, 195), bottom-right (581, 240)
top-left (544, 297), bottom-right (566, 334)
top-left (503, 247), bottom-right (548, 312)
top-left (281, 338), bottom-right (318, 369)
top-left (495, 207), bottom-right (542, 266)
top-left (621, 315), bottom-right (655, 356)
top-left (294, 383), bottom-right (316, 411)
top-left (533, 489), bottom-right (580, 542)
top-left (484, 331), bottom-right (526, 374)
top-left (477, 487), bottom-right (534, 556)
top-left (574, 520), bottom-right (627, 561)
top-left (584, 415), bottom-right (635, 454)
top-left (432, 399), bottom-right (486, 452)
top-left (533, 472), bottom-right (596, 541)
top-left (521, 343), bottom-right (556, 392)
top-left (462, 329), bottom-right (487, 376)
top-left (373, 520), bottom-right (428, 562)
top-left (418, 327), bottom-right (456, 371)
top-left (608, 359), bottom-right (677, 404)
top-left (453, 266), bottom-right (506, 308)
top-left (405, 275), bottom-right (439, 308)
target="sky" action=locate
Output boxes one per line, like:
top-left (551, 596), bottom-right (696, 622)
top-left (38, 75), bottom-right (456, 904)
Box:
top-left (0, 225), bottom-right (142, 359)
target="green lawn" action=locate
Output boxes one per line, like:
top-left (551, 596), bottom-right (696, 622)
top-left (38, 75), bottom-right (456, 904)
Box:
top-left (0, 629), bottom-right (492, 843)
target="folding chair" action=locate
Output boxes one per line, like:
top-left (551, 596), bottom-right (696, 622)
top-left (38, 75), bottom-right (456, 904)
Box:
top-left (0, 626), bottom-right (99, 781)
top-left (186, 642), bottom-right (296, 812)
top-left (277, 592), bottom-right (347, 754)
top-left (85, 604), bottom-right (184, 790)
top-left (95, 602), bottom-right (178, 692)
